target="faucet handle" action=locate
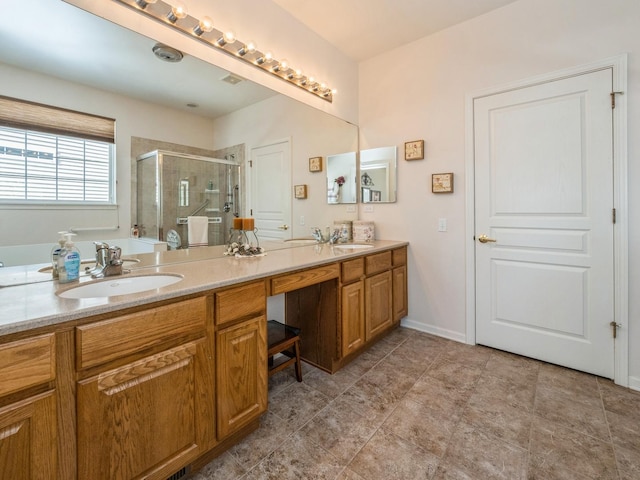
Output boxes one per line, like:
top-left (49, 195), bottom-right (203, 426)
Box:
top-left (108, 246), bottom-right (122, 265)
top-left (94, 241), bottom-right (109, 250)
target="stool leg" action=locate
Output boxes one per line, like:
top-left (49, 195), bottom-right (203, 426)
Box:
top-left (294, 339), bottom-right (302, 382)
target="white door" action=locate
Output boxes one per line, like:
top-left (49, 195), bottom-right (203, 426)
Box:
top-left (474, 68), bottom-right (615, 378)
top-left (250, 140), bottom-right (291, 241)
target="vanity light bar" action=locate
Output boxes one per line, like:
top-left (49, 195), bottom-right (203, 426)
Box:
top-left (113, 0), bottom-right (334, 102)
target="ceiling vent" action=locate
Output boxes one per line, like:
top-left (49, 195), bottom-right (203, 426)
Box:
top-left (220, 73), bottom-right (244, 85)
top-left (152, 43), bottom-right (183, 63)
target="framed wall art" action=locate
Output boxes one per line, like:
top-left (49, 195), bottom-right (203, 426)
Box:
top-left (308, 156), bottom-right (323, 172)
top-left (404, 140), bottom-right (424, 160)
top-left (432, 173), bottom-right (453, 193)
top-left (294, 184), bottom-right (308, 199)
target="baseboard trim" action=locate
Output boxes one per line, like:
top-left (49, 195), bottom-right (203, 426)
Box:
top-left (400, 318), bottom-right (467, 344)
top-left (628, 376), bottom-right (640, 392)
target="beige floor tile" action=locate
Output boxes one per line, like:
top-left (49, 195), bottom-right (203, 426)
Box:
top-left (191, 452), bottom-right (246, 480)
top-left (461, 401), bottom-right (532, 449)
top-left (606, 408), bottom-right (640, 451)
top-left (382, 397), bottom-right (460, 457)
top-left (426, 357), bottom-right (483, 392)
top-left (615, 443), bottom-right (640, 480)
top-left (268, 381), bottom-right (331, 429)
top-left (348, 429), bottom-right (439, 480)
top-left (534, 383), bottom-right (610, 441)
top-left (528, 416), bottom-right (618, 480)
top-left (243, 432), bottom-right (344, 480)
top-left (484, 350), bottom-right (540, 387)
top-left (439, 422), bottom-right (528, 480)
top-left (298, 401), bottom-right (377, 463)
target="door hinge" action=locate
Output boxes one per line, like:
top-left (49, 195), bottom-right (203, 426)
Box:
top-left (250, 208), bottom-right (253, 215)
top-left (609, 321), bottom-right (621, 339)
top-left (610, 91), bottom-right (624, 109)
top-left (612, 208), bottom-right (616, 224)
top-left (249, 160), bottom-right (253, 167)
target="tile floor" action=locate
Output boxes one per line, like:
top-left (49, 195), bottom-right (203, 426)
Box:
top-left (191, 327), bottom-right (640, 480)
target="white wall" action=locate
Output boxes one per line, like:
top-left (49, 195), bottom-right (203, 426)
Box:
top-left (0, 63), bottom-right (216, 248)
top-left (358, 0), bottom-right (639, 385)
top-left (211, 95), bottom-right (359, 237)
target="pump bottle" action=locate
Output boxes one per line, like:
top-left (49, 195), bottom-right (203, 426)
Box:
top-left (50, 231), bottom-right (67, 279)
top-left (57, 233), bottom-right (81, 283)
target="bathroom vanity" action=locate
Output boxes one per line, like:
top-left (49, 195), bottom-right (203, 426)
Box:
top-left (0, 240), bottom-right (407, 480)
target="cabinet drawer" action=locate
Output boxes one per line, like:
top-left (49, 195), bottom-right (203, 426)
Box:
top-left (393, 247), bottom-right (407, 266)
top-left (271, 264), bottom-right (339, 295)
top-left (76, 297), bottom-right (207, 370)
top-left (341, 258), bottom-right (365, 284)
top-left (0, 334), bottom-right (55, 397)
top-left (216, 281), bottom-right (266, 326)
top-left (365, 251), bottom-right (392, 276)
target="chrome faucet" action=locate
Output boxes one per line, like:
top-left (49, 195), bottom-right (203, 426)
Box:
top-left (87, 242), bottom-right (123, 278)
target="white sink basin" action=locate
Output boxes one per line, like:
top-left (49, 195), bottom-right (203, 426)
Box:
top-left (334, 244), bottom-right (375, 249)
top-left (57, 274), bottom-right (183, 299)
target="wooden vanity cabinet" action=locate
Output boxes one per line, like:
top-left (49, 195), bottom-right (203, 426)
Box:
top-left (214, 281), bottom-right (267, 440)
top-left (392, 247), bottom-right (408, 323)
top-left (74, 296), bottom-right (214, 480)
top-left (0, 334), bottom-right (57, 480)
top-left (340, 258), bottom-right (366, 357)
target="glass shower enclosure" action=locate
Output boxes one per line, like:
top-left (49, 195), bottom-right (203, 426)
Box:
top-left (136, 150), bottom-right (240, 249)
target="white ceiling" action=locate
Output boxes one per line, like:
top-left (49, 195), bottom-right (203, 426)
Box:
top-left (1, 0), bottom-right (519, 118)
top-left (273, 0), bottom-right (520, 61)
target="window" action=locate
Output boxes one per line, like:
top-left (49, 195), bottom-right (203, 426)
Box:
top-left (0, 127), bottom-right (113, 203)
top-left (0, 96), bottom-right (115, 204)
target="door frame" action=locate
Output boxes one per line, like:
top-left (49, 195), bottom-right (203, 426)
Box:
top-left (464, 55), bottom-right (628, 386)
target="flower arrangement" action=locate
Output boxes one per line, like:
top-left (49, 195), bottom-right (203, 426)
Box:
top-left (224, 241), bottom-right (265, 257)
top-left (334, 175), bottom-right (346, 186)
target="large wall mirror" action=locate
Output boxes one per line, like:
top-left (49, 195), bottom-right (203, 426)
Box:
top-left (360, 146), bottom-right (397, 203)
top-left (0, 0), bottom-right (358, 269)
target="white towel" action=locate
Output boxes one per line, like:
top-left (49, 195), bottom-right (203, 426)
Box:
top-left (187, 216), bottom-right (208, 247)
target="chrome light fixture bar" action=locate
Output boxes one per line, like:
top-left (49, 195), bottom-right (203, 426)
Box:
top-left (113, 0), bottom-right (334, 102)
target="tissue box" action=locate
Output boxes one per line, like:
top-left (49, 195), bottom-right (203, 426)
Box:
top-left (352, 221), bottom-right (375, 242)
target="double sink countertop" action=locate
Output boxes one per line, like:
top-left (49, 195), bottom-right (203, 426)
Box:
top-left (0, 239), bottom-right (408, 337)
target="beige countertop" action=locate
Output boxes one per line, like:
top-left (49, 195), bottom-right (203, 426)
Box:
top-left (0, 240), bottom-right (407, 337)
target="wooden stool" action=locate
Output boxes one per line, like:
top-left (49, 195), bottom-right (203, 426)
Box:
top-left (267, 320), bottom-right (302, 382)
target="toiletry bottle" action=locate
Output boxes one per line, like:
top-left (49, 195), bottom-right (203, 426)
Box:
top-left (340, 224), bottom-right (349, 243)
top-left (131, 224), bottom-right (139, 238)
top-left (50, 231), bottom-right (67, 279)
top-left (58, 233), bottom-right (81, 283)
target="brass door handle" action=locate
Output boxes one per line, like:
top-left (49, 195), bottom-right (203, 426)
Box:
top-left (478, 234), bottom-right (497, 244)
top-left (278, 224), bottom-right (289, 230)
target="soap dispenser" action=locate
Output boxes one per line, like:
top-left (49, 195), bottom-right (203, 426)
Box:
top-left (57, 233), bottom-right (81, 283)
top-left (50, 231), bottom-right (68, 279)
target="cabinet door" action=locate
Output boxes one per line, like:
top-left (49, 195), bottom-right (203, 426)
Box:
top-left (341, 281), bottom-right (365, 356)
top-left (0, 391), bottom-right (56, 480)
top-left (392, 265), bottom-right (408, 323)
top-left (365, 270), bottom-right (393, 340)
top-left (216, 316), bottom-right (267, 439)
top-left (77, 341), bottom-right (206, 480)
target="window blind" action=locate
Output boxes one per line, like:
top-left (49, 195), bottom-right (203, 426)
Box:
top-left (0, 126), bottom-right (113, 203)
top-left (0, 96), bottom-right (115, 143)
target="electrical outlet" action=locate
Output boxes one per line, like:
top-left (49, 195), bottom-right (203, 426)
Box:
top-left (299, 215), bottom-right (305, 226)
top-left (438, 218), bottom-right (447, 232)
top-left (363, 205), bottom-right (374, 213)
top-left (346, 205), bottom-right (356, 213)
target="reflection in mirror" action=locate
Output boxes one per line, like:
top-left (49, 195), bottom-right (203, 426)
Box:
top-left (360, 146), bottom-right (397, 203)
top-left (0, 0), bottom-right (358, 272)
top-left (326, 152), bottom-right (357, 204)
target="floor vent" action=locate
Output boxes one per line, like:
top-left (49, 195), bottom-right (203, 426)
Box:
top-left (166, 466), bottom-right (190, 480)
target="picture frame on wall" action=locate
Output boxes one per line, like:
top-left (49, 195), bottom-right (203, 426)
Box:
top-left (404, 140), bottom-right (424, 160)
top-left (294, 184), bottom-right (308, 199)
top-left (308, 156), bottom-right (323, 172)
top-left (432, 173), bottom-right (454, 193)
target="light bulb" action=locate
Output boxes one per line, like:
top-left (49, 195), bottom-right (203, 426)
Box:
top-left (135, 0), bottom-right (157, 9)
top-left (238, 40), bottom-right (257, 56)
top-left (193, 16), bottom-right (214, 36)
top-left (216, 31), bottom-right (236, 47)
top-left (167, 2), bottom-right (187, 23)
